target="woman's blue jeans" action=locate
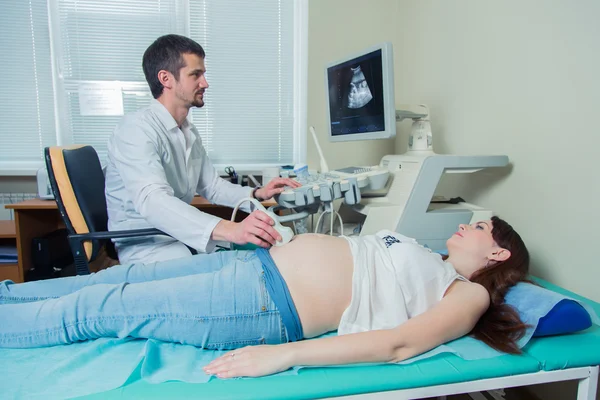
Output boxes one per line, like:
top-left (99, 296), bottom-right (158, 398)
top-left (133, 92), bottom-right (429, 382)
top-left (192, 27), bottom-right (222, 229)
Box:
top-left (0, 250), bottom-right (288, 349)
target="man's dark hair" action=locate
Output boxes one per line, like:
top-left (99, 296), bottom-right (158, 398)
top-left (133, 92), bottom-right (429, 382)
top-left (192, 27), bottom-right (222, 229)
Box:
top-left (142, 34), bottom-right (206, 99)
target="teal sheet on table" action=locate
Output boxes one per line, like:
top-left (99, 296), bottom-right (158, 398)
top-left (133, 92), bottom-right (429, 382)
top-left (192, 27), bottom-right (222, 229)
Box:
top-left (0, 338), bottom-right (145, 399)
top-left (78, 353), bottom-right (540, 400)
top-left (1, 278), bottom-right (598, 400)
top-left (0, 338), bottom-right (303, 399)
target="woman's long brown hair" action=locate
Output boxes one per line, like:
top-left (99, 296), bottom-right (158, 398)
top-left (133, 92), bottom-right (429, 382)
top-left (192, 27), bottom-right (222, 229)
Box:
top-left (467, 216), bottom-right (531, 353)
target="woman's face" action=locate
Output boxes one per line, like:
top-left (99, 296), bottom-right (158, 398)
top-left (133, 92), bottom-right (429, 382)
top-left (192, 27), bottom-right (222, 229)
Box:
top-left (446, 220), bottom-right (497, 261)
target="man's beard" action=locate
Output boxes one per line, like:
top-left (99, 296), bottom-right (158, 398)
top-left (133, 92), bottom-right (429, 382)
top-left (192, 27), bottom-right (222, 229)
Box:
top-left (190, 96), bottom-right (204, 108)
top-left (176, 89), bottom-right (204, 108)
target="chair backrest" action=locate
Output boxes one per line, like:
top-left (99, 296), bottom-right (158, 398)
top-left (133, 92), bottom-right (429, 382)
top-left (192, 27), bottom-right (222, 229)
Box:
top-left (44, 145), bottom-right (108, 262)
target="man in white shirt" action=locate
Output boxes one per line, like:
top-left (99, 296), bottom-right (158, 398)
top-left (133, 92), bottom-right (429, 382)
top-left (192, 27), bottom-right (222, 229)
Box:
top-left (105, 34), bottom-right (300, 264)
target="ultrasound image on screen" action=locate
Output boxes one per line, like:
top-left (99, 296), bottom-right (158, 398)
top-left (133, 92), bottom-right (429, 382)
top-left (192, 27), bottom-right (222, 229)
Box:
top-left (327, 50), bottom-right (385, 136)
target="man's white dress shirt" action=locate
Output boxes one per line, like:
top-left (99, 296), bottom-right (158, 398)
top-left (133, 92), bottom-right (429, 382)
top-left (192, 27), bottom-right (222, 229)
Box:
top-left (105, 99), bottom-right (253, 264)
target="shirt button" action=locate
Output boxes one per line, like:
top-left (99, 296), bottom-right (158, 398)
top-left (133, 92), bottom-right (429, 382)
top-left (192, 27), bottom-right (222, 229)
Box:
top-left (261, 306), bottom-right (267, 311)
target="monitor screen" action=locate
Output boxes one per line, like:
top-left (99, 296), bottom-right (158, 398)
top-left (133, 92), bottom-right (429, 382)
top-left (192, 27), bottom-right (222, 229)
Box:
top-left (325, 43), bottom-right (395, 142)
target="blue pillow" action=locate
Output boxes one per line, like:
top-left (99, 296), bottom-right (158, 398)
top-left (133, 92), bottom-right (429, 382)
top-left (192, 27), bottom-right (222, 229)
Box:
top-left (533, 298), bottom-right (592, 337)
top-left (504, 282), bottom-right (594, 340)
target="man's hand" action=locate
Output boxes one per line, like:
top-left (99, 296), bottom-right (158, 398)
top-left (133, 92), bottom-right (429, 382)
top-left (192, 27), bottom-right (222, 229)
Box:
top-left (212, 210), bottom-right (281, 247)
top-left (254, 177), bottom-right (301, 201)
top-left (204, 344), bottom-right (294, 378)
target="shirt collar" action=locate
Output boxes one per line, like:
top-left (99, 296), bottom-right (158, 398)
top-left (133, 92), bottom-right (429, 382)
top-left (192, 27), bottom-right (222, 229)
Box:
top-left (150, 99), bottom-right (190, 132)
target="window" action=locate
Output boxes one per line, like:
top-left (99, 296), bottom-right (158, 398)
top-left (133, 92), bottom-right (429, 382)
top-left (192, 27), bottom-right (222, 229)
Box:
top-left (0, 0), bottom-right (307, 175)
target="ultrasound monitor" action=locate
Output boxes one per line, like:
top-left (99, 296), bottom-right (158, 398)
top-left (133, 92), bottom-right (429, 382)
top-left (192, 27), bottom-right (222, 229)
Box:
top-left (325, 43), bottom-right (395, 142)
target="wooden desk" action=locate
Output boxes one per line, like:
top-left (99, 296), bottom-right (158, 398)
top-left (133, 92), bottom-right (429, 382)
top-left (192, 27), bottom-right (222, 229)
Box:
top-left (4, 197), bottom-right (274, 283)
top-left (0, 220), bottom-right (19, 282)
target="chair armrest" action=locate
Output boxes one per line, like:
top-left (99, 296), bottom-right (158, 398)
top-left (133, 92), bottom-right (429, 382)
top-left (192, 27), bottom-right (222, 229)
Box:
top-left (70, 228), bottom-right (167, 241)
top-left (68, 229), bottom-right (169, 275)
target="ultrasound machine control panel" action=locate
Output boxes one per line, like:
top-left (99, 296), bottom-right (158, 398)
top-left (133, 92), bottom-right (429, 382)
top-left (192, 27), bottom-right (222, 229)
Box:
top-left (276, 166), bottom-right (389, 209)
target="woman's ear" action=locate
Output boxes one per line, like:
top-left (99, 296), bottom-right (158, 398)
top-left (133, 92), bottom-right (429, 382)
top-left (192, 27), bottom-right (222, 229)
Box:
top-left (490, 248), bottom-right (511, 262)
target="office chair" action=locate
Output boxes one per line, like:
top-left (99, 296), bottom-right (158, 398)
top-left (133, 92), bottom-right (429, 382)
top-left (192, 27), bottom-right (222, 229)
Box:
top-left (44, 145), bottom-right (167, 275)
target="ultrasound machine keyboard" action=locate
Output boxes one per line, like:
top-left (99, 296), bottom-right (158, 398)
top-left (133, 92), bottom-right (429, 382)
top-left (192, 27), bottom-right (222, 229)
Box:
top-left (276, 167), bottom-right (389, 209)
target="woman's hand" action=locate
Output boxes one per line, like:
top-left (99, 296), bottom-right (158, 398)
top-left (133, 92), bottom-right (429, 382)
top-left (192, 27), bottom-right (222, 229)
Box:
top-left (203, 344), bottom-right (293, 379)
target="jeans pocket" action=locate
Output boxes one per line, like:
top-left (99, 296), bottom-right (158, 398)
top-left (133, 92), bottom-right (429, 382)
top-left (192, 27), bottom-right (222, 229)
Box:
top-left (205, 337), bottom-right (266, 350)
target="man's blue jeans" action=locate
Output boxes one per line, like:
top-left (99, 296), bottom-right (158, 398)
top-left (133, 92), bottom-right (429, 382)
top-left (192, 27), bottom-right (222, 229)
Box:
top-left (0, 250), bottom-right (288, 349)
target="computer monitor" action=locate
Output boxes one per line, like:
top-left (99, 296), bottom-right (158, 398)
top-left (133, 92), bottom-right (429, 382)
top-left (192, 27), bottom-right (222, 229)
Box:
top-left (325, 42), bottom-right (395, 142)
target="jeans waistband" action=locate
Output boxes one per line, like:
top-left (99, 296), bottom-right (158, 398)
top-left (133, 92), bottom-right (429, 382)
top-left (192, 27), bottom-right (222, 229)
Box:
top-left (255, 248), bottom-right (303, 342)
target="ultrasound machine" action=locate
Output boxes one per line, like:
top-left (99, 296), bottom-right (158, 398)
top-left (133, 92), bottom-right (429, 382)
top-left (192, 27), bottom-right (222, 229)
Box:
top-left (271, 42), bottom-right (508, 251)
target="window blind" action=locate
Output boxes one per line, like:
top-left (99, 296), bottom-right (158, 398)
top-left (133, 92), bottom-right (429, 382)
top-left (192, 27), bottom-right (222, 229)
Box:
top-left (188, 0), bottom-right (295, 166)
top-left (0, 0), bottom-right (56, 172)
top-left (53, 0), bottom-right (184, 163)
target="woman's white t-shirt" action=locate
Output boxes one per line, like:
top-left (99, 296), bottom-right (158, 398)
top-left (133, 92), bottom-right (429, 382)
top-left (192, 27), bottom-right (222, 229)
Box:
top-left (338, 230), bottom-right (467, 335)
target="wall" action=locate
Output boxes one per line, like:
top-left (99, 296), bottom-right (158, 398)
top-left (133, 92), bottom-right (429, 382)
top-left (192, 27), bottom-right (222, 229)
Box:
top-left (0, 177), bottom-right (37, 194)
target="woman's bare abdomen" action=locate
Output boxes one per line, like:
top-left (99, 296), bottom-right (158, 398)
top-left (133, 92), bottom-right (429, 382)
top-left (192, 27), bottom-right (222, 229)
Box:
top-left (269, 233), bottom-right (354, 338)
